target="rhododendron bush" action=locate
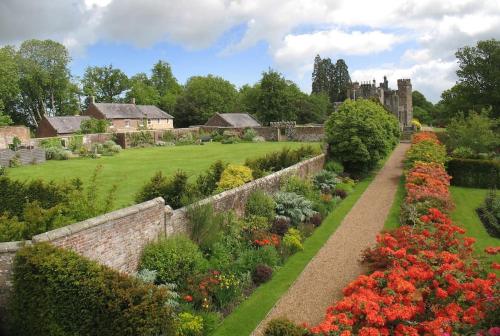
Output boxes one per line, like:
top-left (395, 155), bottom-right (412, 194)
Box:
top-left (308, 132), bottom-right (499, 335)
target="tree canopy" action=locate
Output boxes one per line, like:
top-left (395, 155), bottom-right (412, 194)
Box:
top-left (312, 55), bottom-right (351, 103)
top-left (82, 65), bottom-right (130, 105)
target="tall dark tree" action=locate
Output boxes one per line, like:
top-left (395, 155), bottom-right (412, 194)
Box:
top-left (412, 90), bottom-right (437, 125)
top-left (82, 65), bottom-right (129, 105)
top-left (151, 60), bottom-right (182, 114)
top-left (126, 73), bottom-right (160, 106)
top-left (312, 55), bottom-right (331, 95)
top-left (312, 55), bottom-right (350, 103)
top-left (330, 59), bottom-right (351, 102)
top-left (257, 69), bottom-right (298, 123)
top-left (16, 40), bottom-right (79, 126)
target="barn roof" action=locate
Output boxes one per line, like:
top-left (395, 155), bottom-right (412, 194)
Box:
top-left (45, 116), bottom-right (90, 134)
top-left (93, 103), bottom-right (173, 119)
top-left (215, 113), bottom-right (261, 127)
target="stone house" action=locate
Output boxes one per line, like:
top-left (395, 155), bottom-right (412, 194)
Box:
top-left (85, 98), bottom-right (174, 131)
top-left (36, 116), bottom-right (90, 138)
top-left (204, 113), bottom-right (261, 128)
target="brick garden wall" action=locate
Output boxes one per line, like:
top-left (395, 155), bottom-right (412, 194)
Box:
top-left (167, 154), bottom-right (325, 235)
top-left (0, 126), bottom-right (31, 150)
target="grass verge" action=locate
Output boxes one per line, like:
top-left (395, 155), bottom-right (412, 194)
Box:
top-left (211, 172), bottom-right (377, 336)
top-left (450, 186), bottom-right (500, 262)
top-left (383, 176), bottom-right (405, 230)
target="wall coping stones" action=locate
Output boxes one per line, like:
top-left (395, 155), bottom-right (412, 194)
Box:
top-left (33, 197), bottom-right (165, 243)
top-left (0, 240), bottom-right (32, 253)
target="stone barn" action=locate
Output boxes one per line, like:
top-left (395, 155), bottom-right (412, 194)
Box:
top-left (36, 116), bottom-right (90, 138)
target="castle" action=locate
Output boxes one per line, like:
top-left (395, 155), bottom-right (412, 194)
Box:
top-left (347, 77), bottom-right (413, 127)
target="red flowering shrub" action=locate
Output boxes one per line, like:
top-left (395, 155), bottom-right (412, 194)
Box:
top-left (309, 132), bottom-right (500, 335)
top-left (412, 131), bottom-right (440, 144)
top-left (310, 208), bottom-right (499, 335)
top-left (405, 162), bottom-right (453, 211)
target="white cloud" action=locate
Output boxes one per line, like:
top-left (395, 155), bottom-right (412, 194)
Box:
top-left (0, 0), bottom-right (499, 100)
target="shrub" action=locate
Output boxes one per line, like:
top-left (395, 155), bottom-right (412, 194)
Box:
top-left (127, 131), bottom-right (154, 147)
top-left (40, 138), bottom-right (63, 149)
top-left (195, 160), bottom-right (227, 197)
top-left (139, 235), bottom-right (207, 287)
top-left (325, 99), bottom-right (400, 175)
top-left (7, 243), bottom-right (177, 336)
top-left (271, 216), bottom-right (291, 236)
top-left (264, 318), bottom-right (305, 336)
top-left (187, 204), bottom-right (222, 252)
top-left (235, 246), bottom-right (280, 274)
top-left (447, 158), bottom-right (500, 188)
top-left (176, 132), bottom-right (196, 145)
top-left (451, 146), bottom-right (475, 159)
top-left (245, 190), bottom-right (276, 222)
top-left (91, 140), bottom-right (121, 156)
top-left (282, 228), bottom-right (303, 254)
top-left (252, 264), bottom-right (273, 285)
top-left (274, 192), bottom-right (316, 226)
top-left (68, 135), bottom-right (84, 152)
top-left (446, 110), bottom-right (499, 153)
top-left (45, 146), bottom-right (71, 160)
top-left (162, 130), bottom-right (175, 142)
top-left (137, 170), bottom-right (193, 209)
top-left (404, 139), bottom-right (447, 169)
top-left (217, 164), bottom-right (253, 192)
top-left (476, 190), bottom-right (500, 238)
top-left (80, 118), bottom-right (109, 134)
top-left (282, 176), bottom-right (316, 200)
top-left (333, 189), bottom-right (347, 199)
top-left (242, 128), bottom-right (257, 141)
top-left (405, 162), bottom-right (453, 211)
top-left (178, 312), bottom-right (204, 336)
top-left (245, 146), bottom-right (320, 178)
top-left (245, 215), bottom-right (272, 233)
top-left (324, 160), bottom-right (344, 174)
top-left (308, 212), bottom-right (323, 227)
top-left (313, 170), bottom-right (338, 193)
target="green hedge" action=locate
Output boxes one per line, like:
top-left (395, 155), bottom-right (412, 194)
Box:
top-left (7, 243), bottom-right (178, 336)
top-left (447, 158), bottom-right (500, 188)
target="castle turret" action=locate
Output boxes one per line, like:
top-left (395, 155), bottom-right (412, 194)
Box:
top-left (397, 79), bottom-right (412, 127)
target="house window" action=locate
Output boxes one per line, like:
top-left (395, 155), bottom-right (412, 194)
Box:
top-left (125, 120), bottom-right (130, 128)
top-left (147, 119), bottom-right (152, 124)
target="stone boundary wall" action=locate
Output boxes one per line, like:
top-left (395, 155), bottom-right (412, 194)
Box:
top-left (199, 125), bottom-right (323, 142)
top-left (0, 148), bottom-right (46, 167)
top-left (0, 126), bottom-right (31, 150)
top-left (167, 154), bottom-right (325, 235)
top-left (31, 133), bottom-right (115, 149)
top-left (116, 127), bottom-right (200, 148)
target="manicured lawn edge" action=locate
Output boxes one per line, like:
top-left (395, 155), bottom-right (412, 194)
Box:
top-left (450, 186), bottom-right (500, 262)
top-left (383, 175), bottom-right (405, 230)
top-left (211, 173), bottom-right (376, 336)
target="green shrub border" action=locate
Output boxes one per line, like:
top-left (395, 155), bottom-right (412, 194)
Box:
top-left (447, 158), bottom-right (500, 188)
top-left (211, 163), bottom-right (381, 336)
top-left (7, 242), bottom-right (177, 336)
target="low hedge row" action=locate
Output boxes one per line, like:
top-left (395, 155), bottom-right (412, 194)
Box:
top-left (7, 243), bottom-right (177, 336)
top-left (447, 158), bottom-right (500, 188)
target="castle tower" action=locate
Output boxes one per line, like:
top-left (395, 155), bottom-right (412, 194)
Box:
top-left (397, 79), bottom-right (412, 127)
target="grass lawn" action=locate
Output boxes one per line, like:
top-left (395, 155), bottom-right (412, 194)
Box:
top-left (211, 159), bottom-right (387, 336)
top-left (6, 142), bottom-right (318, 209)
top-left (383, 176), bottom-right (405, 230)
top-left (450, 186), bottom-right (500, 262)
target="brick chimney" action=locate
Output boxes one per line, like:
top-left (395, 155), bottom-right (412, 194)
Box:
top-left (131, 98), bottom-right (136, 105)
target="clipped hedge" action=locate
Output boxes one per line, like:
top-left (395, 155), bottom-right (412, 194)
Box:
top-left (447, 158), bottom-right (500, 188)
top-left (7, 243), bottom-right (177, 336)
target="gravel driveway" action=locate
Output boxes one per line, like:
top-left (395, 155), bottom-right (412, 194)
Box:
top-left (252, 143), bottom-right (410, 335)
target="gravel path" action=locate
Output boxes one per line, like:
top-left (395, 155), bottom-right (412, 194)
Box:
top-left (252, 143), bottom-right (410, 335)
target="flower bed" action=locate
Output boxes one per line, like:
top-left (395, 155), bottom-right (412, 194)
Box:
top-left (304, 132), bottom-right (500, 336)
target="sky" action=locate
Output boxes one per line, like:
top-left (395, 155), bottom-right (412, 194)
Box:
top-left (1, 0), bottom-right (499, 102)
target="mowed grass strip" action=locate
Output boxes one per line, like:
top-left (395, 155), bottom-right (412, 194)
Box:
top-left (450, 186), bottom-right (500, 261)
top-left (211, 173), bottom-right (376, 336)
top-left (383, 176), bottom-right (405, 230)
top-left (7, 142), bottom-right (318, 209)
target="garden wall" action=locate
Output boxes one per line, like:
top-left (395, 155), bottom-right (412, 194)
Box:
top-left (0, 126), bottom-right (31, 150)
top-left (0, 148), bottom-right (46, 166)
top-left (115, 127), bottom-right (200, 148)
top-left (167, 154), bottom-right (325, 235)
top-left (199, 125), bottom-right (324, 142)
